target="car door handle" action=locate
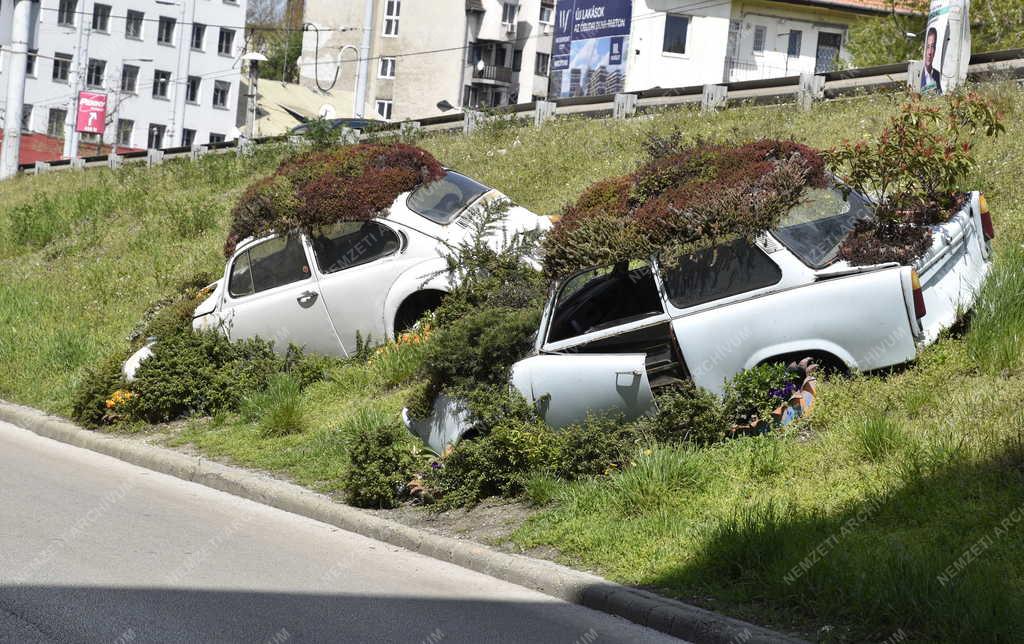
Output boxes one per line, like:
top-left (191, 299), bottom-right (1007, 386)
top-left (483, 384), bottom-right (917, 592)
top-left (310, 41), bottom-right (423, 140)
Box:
top-left (297, 291), bottom-right (319, 307)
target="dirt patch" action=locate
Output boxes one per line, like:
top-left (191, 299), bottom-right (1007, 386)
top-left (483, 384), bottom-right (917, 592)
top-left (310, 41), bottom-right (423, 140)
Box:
top-left (367, 497), bottom-right (540, 552)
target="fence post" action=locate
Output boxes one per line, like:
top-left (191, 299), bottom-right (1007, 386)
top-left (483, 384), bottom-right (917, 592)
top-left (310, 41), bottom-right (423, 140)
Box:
top-left (338, 126), bottom-right (360, 144)
top-left (399, 121), bottom-right (421, 139)
top-left (34, 160), bottom-right (50, 174)
top-left (798, 73), bottom-right (826, 111)
top-left (907, 60), bottom-right (924, 93)
top-left (107, 153), bottom-right (122, 170)
top-left (613, 93), bottom-right (637, 119)
top-left (464, 110), bottom-right (485, 134)
top-left (534, 101), bottom-right (557, 127)
top-left (236, 137), bottom-right (254, 156)
top-left (70, 157), bottom-right (86, 170)
top-left (146, 149), bottom-right (164, 167)
top-left (701, 84), bottom-right (728, 113)
top-left (190, 144), bottom-right (206, 162)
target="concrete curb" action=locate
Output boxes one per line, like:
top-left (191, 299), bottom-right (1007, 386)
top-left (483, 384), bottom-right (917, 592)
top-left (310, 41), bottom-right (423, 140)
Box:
top-left (0, 400), bottom-right (806, 644)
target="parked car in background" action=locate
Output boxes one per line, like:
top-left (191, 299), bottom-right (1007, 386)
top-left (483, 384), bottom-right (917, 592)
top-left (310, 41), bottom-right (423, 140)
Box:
top-left (191, 170), bottom-right (550, 357)
top-left (289, 118), bottom-right (387, 136)
top-left (508, 188), bottom-right (995, 429)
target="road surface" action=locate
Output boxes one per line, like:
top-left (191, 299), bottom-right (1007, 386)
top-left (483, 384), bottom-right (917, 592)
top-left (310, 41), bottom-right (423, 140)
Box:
top-left (0, 420), bottom-right (682, 643)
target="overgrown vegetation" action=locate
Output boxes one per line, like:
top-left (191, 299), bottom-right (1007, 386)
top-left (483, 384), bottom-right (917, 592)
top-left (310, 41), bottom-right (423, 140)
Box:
top-left (4, 87), bottom-right (1024, 641)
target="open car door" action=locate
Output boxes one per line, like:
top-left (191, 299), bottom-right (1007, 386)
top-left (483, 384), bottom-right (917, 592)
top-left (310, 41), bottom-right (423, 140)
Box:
top-left (510, 353), bottom-right (655, 428)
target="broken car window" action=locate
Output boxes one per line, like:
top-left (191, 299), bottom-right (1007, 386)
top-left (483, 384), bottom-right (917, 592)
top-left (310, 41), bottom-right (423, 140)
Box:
top-left (773, 186), bottom-right (872, 268)
top-left (310, 221), bottom-right (401, 274)
top-left (660, 238), bottom-right (782, 310)
top-left (407, 171), bottom-right (490, 225)
top-left (547, 260), bottom-right (664, 343)
top-left (228, 234), bottom-right (310, 298)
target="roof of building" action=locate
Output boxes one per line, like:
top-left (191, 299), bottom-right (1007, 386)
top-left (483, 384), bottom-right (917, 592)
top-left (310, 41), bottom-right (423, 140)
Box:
top-left (769, 0), bottom-right (920, 15)
top-left (250, 80), bottom-right (373, 137)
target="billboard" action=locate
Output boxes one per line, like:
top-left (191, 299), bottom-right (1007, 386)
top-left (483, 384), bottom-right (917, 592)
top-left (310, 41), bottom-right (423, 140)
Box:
top-left (919, 0), bottom-right (971, 95)
top-left (550, 0), bottom-right (632, 99)
top-left (75, 92), bottom-right (108, 135)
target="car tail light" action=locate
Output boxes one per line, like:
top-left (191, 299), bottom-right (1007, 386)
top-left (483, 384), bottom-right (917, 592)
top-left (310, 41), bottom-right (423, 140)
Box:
top-left (911, 270), bottom-right (927, 319)
top-left (979, 193), bottom-right (995, 240)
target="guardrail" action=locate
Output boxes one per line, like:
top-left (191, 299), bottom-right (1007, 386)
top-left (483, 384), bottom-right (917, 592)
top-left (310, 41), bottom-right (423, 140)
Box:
top-left (18, 48), bottom-right (1024, 176)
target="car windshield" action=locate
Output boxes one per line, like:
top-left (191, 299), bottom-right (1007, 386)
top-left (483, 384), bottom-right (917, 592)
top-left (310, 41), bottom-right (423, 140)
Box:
top-left (772, 186), bottom-right (873, 269)
top-left (407, 171), bottom-right (490, 225)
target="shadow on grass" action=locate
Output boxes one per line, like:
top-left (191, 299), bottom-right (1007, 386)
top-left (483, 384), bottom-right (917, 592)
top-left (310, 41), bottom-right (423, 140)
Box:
top-left (655, 450), bottom-right (1024, 642)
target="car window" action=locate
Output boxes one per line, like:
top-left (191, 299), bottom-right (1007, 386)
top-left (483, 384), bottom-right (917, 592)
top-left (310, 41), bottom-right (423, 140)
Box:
top-left (548, 260), bottom-right (664, 344)
top-left (660, 238), bottom-right (782, 310)
top-left (310, 221), bottom-right (401, 274)
top-left (229, 234), bottom-right (310, 298)
top-left (773, 186), bottom-right (872, 268)
top-left (407, 171), bottom-right (490, 225)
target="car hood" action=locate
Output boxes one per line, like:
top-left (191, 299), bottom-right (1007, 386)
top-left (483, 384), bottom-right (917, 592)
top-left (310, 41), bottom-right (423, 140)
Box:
top-left (193, 281), bottom-right (223, 318)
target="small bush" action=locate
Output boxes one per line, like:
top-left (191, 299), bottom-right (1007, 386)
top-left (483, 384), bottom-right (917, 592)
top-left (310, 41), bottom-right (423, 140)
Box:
top-left (71, 353), bottom-right (129, 429)
top-left (722, 363), bottom-right (797, 426)
top-left (607, 446), bottom-right (706, 516)
top-left (524, 473), bottom-right (561, 507)
top-left (342, 415), bottom-right (418, 509)
top-left (637, 382), bottom-right (725, 445)
top-left (553, 414), bottom-right (639, 480)
top-left (283, 345), bottom-right (343, 389)
top-left (252, 374), bottom-right (307, 438)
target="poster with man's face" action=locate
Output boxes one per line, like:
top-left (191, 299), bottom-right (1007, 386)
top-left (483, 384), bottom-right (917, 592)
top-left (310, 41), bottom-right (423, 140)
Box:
top-left (921, 0), bottom-right (971, 95)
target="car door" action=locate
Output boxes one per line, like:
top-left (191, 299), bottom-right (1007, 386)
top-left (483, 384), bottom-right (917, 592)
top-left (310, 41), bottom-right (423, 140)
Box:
top-left (218, 233), bottom-right (345, 356)
top-left (307, 220), bottom-right (426, 353)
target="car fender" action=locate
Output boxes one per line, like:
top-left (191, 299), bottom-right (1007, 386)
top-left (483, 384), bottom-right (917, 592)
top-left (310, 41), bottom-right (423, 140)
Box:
top-left (744, 340), bottom-right (858, 372)
top-left (382, 257), bottom-right (457, 338)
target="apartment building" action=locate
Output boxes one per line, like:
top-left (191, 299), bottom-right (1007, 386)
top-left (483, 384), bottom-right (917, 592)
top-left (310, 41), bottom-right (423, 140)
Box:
top-left (299, 0), bottom-right (555, 122)
top-left (0, 0), bottom-right (247, 157)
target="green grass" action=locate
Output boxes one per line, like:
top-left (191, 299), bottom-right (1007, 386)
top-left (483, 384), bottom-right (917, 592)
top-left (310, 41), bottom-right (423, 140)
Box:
top-left (3, 87), bottom-right (1024, 640)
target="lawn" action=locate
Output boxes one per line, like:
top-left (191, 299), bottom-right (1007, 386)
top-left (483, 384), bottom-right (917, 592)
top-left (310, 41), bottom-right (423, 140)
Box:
top-left (2, 85), bottom-right (1023, 641)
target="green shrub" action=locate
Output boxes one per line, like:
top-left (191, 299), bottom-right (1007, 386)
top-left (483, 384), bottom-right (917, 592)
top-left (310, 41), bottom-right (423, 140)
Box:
top-left (637, 381), bottom-right (726, 445)
top-left (130, 330), bottom-right (282, 423)
top-left (553, 414), bottom-right (639, 480)
top-left (606, 446), bottom-right (706, 516)
top-left (342, 415), bottom-right (418, 509)
top-left (722, 363), bottom-right (796, 426)
top-left (71, 353), bottom-right (129, 429)
top-left (283, 345), bottom-right (343, 389)
top-left (524, 473), bottom-right (561, 507)
top-left (250, 374), bottom-right (307, 438)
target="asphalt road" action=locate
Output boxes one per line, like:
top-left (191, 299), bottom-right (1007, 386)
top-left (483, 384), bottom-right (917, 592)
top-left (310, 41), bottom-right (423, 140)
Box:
top-left (0, 421), bottom-right (683, 644)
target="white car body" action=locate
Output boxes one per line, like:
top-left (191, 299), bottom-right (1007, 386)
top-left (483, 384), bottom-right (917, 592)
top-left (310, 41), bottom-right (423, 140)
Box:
top-left (510, 190), bottom-right (993, 429)
top-left (192, 171), bottom-right (550, 357)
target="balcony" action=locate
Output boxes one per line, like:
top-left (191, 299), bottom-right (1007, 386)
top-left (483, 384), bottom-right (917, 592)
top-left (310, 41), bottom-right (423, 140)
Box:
top-left (472, 64), bottom-right (515, 85)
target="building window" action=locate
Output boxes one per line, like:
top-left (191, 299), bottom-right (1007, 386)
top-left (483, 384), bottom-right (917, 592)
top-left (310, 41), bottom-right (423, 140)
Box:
top-left (147, 124), bottom-right (166, 149)
top-left (48, 109), bottom-right (67, 138)
top-left (191, 23), bottom-right (206, 50)
top-left (535, 52), bottom-right (550, 76)
top-left (186, 76), bottom-right (201, 103)
top-left (153, 70), bottom-right (171, 98)
top-left (378, 56), bottom-right (396, 79)
top-left (182, 128), bottom-right (196, 147)
top-left (92, 4), bottom-right (111, 32)
top-left (512, 49), bottom-right (523, 72)
top-left (213, 81), bottom-right (230, 108)
top-left (218, 28), bottom-right (235, 55)
top-left (21, 104), bottom-right (33, 132)
top-left (663, 15), bottom-right (690, 55)
top-left (753, 25), bottom-right (766, 54)
top-left (539, 3), bottom-right (553, 24)
top-left (121, 65), bottom-right (139, 92)
top-left (375, 99), bottom-right (393, 120)
top-left (58, 0), bottom-right (77, 26)
top-left (81, 132), bottom-right (101, 145)
top-left (158, 17), bottom-right (176, 45)
top-left (787, 30), bottom-right (803, 57)
top-left (26, 50), bottom-right (37, 76)
top-left (209, 133), bottom-right (226, 144)
top-left (502, 2), bottom-right (517, 24)
top-left (52, 53), bottom-right (72, 83)
top-left (86, 58), bottom-right (106, 88)
top-left (382, 0), bottom-right (400, 36)
top-left (116, 118), bottom-right (133, 146)
top-left (126, 10), bottom-right (144, 39)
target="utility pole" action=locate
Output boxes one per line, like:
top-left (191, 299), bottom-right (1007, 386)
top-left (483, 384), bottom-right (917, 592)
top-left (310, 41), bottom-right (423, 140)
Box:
top-left (63, 0), bottom-right (92, 159)
top-left (354, 0), bottom-right (374, 119)
top-left (242, 53), bottom-right (268, 139)
top-left (1, 0), bottom-right (33, 179)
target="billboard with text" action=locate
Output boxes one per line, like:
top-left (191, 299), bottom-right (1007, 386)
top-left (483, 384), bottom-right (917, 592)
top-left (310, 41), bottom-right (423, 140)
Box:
top-left (550, 0), bottom-right (632, 98)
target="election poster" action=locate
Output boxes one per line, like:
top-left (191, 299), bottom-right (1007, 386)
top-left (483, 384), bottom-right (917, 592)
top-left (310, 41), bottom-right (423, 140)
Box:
top-left (920, 0), bottom-right (971, 95)
top-left (550, 0), bottom-right (632, 98)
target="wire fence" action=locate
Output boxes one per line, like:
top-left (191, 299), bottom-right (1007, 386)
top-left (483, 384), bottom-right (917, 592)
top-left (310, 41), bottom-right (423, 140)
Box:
top-left (16, 48), bottom-right (1024, 176)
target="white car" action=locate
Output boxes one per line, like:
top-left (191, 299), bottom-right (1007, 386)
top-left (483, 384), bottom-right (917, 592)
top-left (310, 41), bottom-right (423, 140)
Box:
top-left (509, 188), bottom-right (994, 428)
top-left (191, 171), bottom-right (550, 356)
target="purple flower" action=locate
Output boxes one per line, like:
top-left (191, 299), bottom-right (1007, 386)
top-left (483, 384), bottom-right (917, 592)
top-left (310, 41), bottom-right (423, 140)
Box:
top-left (770, 383), bottom-right (798, 400)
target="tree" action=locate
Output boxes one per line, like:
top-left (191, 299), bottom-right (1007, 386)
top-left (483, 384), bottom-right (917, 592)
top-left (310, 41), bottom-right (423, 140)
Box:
top-left (846, 0), bottom-right (1024, 67)
top-left (246, 0), bottom-right (303, 83)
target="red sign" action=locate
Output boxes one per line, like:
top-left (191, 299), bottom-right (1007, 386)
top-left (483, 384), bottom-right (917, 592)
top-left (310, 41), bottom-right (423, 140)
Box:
top-left (75, 91), bottom-right (108, 134)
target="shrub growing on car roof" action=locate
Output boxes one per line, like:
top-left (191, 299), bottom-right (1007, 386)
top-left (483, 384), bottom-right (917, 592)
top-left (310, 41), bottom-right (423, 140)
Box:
top-left (224, 143), bottom-right (445, 257)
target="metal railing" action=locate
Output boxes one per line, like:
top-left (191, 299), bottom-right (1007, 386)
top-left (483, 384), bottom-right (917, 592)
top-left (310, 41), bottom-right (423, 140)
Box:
top-left (17, 48), bottom-right (1024, 176)
top-left (471, 64), bottom-right (515, 84)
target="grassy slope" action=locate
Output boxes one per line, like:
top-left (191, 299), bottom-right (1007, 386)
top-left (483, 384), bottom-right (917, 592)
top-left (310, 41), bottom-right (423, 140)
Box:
top-left (2, 88), bottom-right (1024, 641)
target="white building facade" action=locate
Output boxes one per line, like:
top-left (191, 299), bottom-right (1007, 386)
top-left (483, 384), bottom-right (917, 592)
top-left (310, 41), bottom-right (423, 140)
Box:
top-left (0, 0), bottom-right (247, 156)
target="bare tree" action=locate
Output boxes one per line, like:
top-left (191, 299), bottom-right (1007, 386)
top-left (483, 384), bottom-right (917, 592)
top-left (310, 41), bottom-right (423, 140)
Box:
top-left (247, 0), bottom-right (284, 25)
